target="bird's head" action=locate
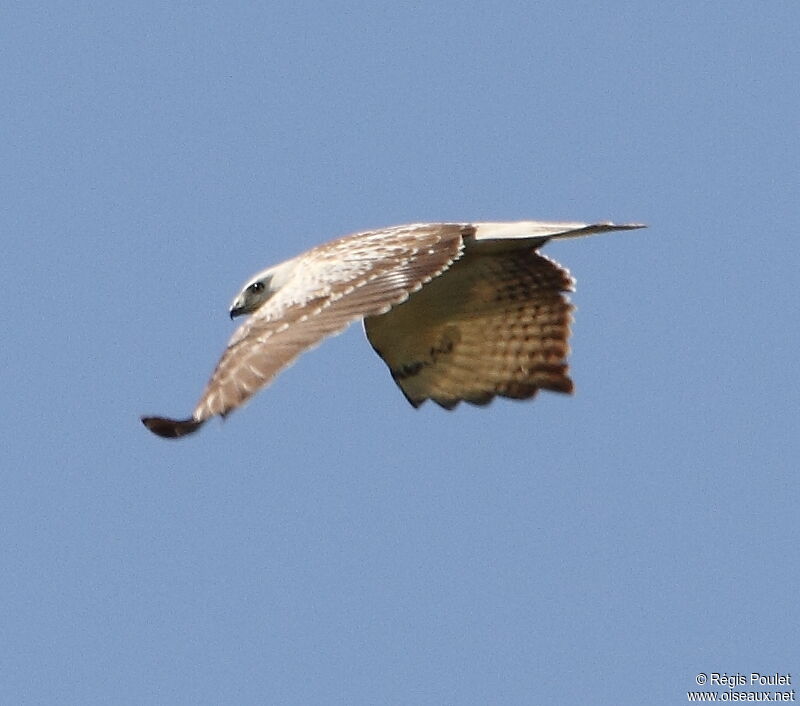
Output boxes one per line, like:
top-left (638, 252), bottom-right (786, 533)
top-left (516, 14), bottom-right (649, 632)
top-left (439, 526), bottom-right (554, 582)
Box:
top-left (229, 269), bottom-right (276, 319)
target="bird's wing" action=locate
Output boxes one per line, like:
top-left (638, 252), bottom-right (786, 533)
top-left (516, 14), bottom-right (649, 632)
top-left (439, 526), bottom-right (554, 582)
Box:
top-left (364, 247), bottom-right (575, 409)
top-left (142, 223), bottom-right (468, 438)
top-left (467, 221), bottom-right (645, 251)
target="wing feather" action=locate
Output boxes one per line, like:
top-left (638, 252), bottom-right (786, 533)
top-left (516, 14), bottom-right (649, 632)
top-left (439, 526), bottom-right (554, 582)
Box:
top-left (468, 220), bottom-right (645, 250)
top-left (364, 248), bottom-right (575, 409)
top-left (142, 219), bottom-right (644, 438)
top-left (142, 224), bottom-right (467, 437)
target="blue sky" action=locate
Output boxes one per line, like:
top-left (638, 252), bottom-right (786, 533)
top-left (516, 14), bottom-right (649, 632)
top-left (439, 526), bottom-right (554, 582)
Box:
top-left (3, 1), bottom-right (798, 704)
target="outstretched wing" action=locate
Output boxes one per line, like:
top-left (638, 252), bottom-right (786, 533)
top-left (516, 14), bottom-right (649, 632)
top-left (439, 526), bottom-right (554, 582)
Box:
top-left (363, 220), bottom-right (644, 409)
top-left (364, 248), bottom-right (575, 409)
top-left (142, 223), bottom-right (469, 438)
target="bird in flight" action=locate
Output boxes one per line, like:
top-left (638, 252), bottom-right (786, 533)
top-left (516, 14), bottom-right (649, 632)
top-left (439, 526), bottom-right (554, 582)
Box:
top-left (142, 220), bottom-right (643, 438)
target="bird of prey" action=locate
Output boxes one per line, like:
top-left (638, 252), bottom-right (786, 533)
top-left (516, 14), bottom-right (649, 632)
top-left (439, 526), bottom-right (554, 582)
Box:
top-left (142, 220), bottom-right (643, 438)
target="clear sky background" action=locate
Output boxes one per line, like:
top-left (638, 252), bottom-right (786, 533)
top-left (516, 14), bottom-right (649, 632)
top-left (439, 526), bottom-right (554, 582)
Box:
top-left (3, 2), bottom-right (798, 704)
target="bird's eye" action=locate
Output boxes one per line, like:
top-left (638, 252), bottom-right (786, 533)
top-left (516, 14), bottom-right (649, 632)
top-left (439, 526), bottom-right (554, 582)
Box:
top-left (248, 282), bottom-right (265, 293)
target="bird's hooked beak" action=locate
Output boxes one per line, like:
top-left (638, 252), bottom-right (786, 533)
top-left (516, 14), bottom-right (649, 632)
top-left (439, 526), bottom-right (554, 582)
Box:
top-left (229, 296), bottom-right (246, 319)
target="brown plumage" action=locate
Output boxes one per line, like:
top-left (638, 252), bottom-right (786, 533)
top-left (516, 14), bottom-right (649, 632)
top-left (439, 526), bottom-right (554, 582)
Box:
top-left (365, 250), bottom-right (574, 409)
top-left (142, 220), bottom-right (644, 438)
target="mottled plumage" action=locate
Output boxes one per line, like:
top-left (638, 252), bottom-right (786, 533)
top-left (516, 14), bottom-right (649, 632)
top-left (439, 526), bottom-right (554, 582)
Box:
top-left (142, 220), bottom-right (644, 438)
